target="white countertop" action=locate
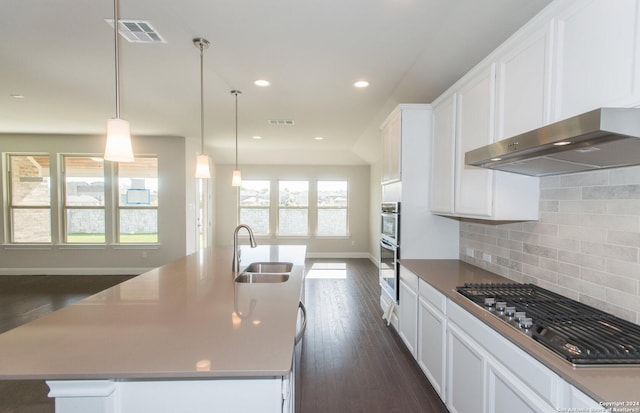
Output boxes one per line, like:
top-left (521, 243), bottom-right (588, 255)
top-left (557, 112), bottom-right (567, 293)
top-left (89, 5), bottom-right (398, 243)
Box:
top-left (399, 259), bottom-right (640, 405)
top-left (0, 245), bottom-right (306, 380)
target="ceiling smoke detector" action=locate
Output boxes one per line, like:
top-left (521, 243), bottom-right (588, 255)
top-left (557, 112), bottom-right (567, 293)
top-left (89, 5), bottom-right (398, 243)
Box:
top-left (268, 119), bottom-right (295, 126)
top-left (105, 19), bottom-right (166, 43)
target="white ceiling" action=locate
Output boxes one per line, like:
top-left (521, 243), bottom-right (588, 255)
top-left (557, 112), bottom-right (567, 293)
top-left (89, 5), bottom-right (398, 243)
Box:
top-left (0, 0), bottom-right (552, 166)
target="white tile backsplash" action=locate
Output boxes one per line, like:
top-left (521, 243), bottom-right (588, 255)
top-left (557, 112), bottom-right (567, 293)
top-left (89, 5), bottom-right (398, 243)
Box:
top-left (460, 167), bottom-right (640, 325)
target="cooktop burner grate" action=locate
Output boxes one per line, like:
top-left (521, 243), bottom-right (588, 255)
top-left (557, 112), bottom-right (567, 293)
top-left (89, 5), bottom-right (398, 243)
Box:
top-left (456, 283), bottom-right (640, 366)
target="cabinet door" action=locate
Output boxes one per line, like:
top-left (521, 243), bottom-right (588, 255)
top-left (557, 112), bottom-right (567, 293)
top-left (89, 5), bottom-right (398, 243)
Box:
top-left (447, 323), bottom-right (485, 413)
top-left (455, 64), bottom-right (495, 217)
top-left (398, 277), bottom-right (418, 358)
top-left (381, 111), bottom-right (402, 184)
top-left (417, 296), bottom-right (446, 400)
top-left (496, 23), bottom-right (552, 140)
top-left (431, 93), bottom-right (456, 214)
top-left (554, 0), bottom-right (640, 119)
top-left (487, 359), bottom-right (554, 413)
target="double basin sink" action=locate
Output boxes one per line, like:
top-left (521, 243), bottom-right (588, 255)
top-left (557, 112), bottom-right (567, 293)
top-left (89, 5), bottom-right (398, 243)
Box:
top-left (234, 261), bottom-right (294, 284)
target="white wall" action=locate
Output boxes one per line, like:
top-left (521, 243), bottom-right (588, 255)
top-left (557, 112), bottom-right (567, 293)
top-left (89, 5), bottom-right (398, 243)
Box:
top-left (461, 166), bottom-right (640, 325)
top-left (369, 160), bottom-right (382, 263)
top-left (0, 134), bottom-right (188, 275)
top-left (214, 164), bottom-right (370, 258)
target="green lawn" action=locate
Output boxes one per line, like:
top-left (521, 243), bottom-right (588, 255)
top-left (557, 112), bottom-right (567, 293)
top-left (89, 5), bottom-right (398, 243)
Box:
top-left (67, 233), bottom-right (158, 243)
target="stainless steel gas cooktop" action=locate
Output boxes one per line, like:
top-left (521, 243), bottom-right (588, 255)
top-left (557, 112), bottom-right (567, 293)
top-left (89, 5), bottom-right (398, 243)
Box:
top-left (456, 283), bottom-right (640, 366)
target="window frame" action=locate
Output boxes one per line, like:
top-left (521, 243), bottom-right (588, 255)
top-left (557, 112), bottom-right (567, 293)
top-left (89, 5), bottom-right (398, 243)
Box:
top-left (238, 179), bottom-right (271, 236)
top-left (316, 180), bottom-right (349, 237)
top-left (7, 153), bottom-right (52, 244)
top-left (115, 156), bottom-right (159, 244)
top-left (277, 179), bottom-right (310, 237)
top-left (61, 155), bottom-right (106, 244)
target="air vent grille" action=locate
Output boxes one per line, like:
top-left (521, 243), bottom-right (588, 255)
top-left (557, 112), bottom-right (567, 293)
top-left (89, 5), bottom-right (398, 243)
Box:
top-left (105, 19), bottom-right (166, 43)
top-left (268, 119), bottom-right (295, 126)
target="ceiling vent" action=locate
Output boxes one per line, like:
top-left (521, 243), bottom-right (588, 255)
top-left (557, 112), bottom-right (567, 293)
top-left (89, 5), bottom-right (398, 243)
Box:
top-left (268, 119), bottom-right (295, 126)
top-left (105, 19), bottom-right (166, 43)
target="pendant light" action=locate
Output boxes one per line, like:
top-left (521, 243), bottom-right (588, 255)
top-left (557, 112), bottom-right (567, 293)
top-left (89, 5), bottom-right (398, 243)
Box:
top-left (104, 0), bottom-right (134, 162)
top-left (194, 38), bottom-right (211, 179)
top-left (231, 90), bottom-right (242, 187)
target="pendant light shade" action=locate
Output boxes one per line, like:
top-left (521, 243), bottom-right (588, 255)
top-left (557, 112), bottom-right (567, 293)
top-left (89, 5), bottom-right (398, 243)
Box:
top-left (231, 90), bottom-right (242, 187)
top-left (195, 154), bottom-right (211, 179)
top-left (105, 118), bottom-right (134, 162)
top-left (194, 37), bottom-right (211, 179)
top-left (231, 169), bottom-right (242, 186)
top-left (104, 0), bottom-right (134, 162)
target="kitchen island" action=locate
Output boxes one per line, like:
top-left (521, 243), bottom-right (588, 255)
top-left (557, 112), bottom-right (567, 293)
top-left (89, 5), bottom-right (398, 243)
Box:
top-left (0, 245), bottom-right (306, 413)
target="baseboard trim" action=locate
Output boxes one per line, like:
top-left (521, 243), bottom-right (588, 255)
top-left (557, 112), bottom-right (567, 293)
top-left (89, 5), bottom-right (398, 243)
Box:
top-left (305, 252), bottom-right (371, 259)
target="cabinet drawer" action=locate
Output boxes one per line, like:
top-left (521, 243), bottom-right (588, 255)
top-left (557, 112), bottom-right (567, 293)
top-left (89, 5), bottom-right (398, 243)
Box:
top-left (448, 301), bottom-right (561, 408)
top-left (418, 279), bottom-right (446, 314)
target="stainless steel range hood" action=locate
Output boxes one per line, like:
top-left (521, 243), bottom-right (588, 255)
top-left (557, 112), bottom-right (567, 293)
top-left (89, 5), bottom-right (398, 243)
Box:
top-left (465, 108), bottom-right (640, 176)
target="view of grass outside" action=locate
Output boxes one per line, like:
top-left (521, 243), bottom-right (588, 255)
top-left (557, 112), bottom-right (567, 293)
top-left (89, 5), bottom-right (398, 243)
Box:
top-left (66, 233), bottom-right (158, 243)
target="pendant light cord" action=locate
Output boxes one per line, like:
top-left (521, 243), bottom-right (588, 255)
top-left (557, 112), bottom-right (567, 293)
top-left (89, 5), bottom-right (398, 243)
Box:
top-left (199, 41), bottom-right (205, 154)
top-left (231, 90), bottom-right (242, 169)
top-left (113, 0), bottom-right (121, 119)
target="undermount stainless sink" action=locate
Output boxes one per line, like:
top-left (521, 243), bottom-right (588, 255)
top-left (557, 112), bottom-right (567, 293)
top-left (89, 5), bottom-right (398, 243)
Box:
top-left (234, 261), bottom-right (294, 283)
top-left (234, 272), bottom-right (290, 284)
top-left (242, 262), bottom-right (294, 274)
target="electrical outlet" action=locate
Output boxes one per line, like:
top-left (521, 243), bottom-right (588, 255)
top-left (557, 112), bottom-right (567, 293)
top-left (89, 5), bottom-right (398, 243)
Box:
top-left (482, 253), bottom-right (491, 263)
top-left (466, 248), bottom-right (474, 257)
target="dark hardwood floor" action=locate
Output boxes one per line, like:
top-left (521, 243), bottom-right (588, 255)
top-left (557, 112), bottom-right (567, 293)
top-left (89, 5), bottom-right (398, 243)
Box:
top-left (298, 259), bottom-right (448, 413)
top-left (0, 261), bottom-right (448, 413)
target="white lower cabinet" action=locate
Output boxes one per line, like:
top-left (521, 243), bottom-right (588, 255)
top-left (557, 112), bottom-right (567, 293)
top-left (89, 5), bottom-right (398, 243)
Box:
top-left (398, 267), bottom-right (419, 358)
top-left (397, 267), bottom-right (602, 413)
top-left (447, 322), bottom-right (486, 413)
top-left (417, 279), bottom-right (447, 400)
top-left (487, 355), bottom-right (555, 413)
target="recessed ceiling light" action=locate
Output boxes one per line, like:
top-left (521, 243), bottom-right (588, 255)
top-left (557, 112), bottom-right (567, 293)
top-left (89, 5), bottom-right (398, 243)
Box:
top-left (254, 79), bottom-right (271, 87)
top-left (553, 141), bottom-right (572, 146)
top-left (10, 93), bottom-right (25, 99)
top-left (354, 80), bottom-right (369, 88)
top-left (314, 136), bottom-right (324, 141)
top-left (252, 136), bottom-right (262, 140)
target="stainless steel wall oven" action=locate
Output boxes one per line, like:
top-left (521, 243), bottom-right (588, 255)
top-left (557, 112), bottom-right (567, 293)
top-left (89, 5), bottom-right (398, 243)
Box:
top-left (380, 202), bottom-right (400, 303)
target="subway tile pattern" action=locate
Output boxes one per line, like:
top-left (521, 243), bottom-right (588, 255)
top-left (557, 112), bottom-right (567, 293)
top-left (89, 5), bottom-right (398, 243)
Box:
top-left (460, 166), bottom-right (640, 325)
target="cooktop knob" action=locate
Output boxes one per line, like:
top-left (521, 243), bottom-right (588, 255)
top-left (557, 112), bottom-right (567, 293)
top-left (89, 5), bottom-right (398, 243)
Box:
top-left (496, 301), bottom-right (507, 312)
top-left (505, 306), bottom-right (516, 317)
top-left (519, 317), bottom-right (533, 330)
top-left (514, 311), bottom-right (526, 321)
top-left (484, 297), bottom-right (496, 307)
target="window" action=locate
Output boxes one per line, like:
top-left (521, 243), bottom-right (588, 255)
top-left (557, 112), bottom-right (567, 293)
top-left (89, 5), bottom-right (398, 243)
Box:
top-left (278, 180), bottom-right (309, 236)
top-left (117, 157), bottom-right (158, 243)
top-left (239, 180), bottom-right (270, 235)
top-left (63, 156), bottom-right (105, 243)
top-left (317, 180), bottom-right (348, 236)
top-left (8, 154), bottom-right (51, 243)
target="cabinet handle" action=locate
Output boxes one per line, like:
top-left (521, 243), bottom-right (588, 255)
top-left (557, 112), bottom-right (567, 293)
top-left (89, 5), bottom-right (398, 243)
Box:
top-left (295, 301), bottom-right (307, 344)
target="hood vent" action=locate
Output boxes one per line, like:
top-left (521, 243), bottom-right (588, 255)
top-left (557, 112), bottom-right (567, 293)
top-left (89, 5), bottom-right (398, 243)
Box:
top-left (268, 119), bottom-right (295, 126)
top-left (465, 108), bottom-right (640, 176)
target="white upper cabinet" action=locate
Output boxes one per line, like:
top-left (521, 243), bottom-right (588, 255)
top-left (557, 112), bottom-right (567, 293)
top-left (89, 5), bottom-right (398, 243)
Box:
top-left (381, 110), bottom-right (402, 184)
top-left (553, 0), bottom-right (640, 119)
top-left (431, 94), bottom-right (456, 214)
top-left (454, 64), bottom-right (497, 217)
top-left (496, 22), bottom-right (553, 140)
top-left (431, 66), bottom-right (540, 220)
